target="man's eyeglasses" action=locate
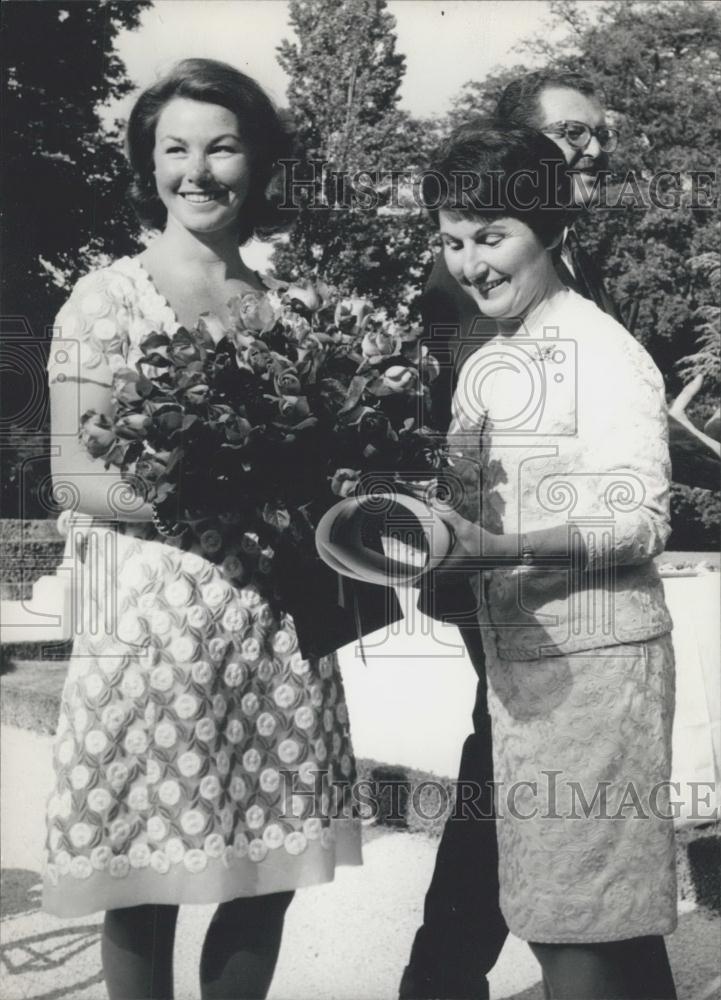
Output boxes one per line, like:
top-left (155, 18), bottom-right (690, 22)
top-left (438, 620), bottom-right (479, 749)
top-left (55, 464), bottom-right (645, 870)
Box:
top-left (543, 120), bottom-right (619, 153)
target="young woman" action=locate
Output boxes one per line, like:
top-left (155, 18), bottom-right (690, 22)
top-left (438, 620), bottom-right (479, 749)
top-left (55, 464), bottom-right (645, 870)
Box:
top-left (44, 58), bottom-right (361, 1000)
top-left (420, 123), bottom-right (677, 999)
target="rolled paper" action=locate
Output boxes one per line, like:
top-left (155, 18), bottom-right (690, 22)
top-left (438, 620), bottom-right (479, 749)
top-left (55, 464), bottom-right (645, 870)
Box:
top-left (315, 493), bottom-right (452, 587)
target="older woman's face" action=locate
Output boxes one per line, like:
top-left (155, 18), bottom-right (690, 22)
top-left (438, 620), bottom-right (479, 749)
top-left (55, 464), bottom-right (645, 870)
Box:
top-left (439, 212), bottom-right (556, 319)
top-left (153, 98), bottom-right (251, 236)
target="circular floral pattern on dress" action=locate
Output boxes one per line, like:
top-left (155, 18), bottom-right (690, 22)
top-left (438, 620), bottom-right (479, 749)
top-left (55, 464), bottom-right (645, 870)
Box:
top-left (44, 260), bottom-right (361, 913)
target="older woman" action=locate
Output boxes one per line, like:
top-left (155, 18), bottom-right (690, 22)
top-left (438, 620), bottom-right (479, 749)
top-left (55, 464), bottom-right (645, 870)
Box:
top-left (44, 58), bottom-right (361, 1000)
top-left (420, 123), bottom-right (677, 999)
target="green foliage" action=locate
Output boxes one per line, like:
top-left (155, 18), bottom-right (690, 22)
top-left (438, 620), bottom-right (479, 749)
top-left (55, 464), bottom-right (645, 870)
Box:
top-left (447, 0), bottom-right (721, 549)
top-left (0, 424), bottom-right (52, 519)
top-left (274, 0), bottom-right (435, 314)
top-left (444, 64), bottom-right (530, 130)
top-left (669, 484), bottom-right (721, 551)
top-left (517, 0), bottom-right (721, 403)
top-left (676, 252), bottom-right (721, 384)
top-left (0, 518), bottom-right (65, 601)
top-left (1, 1), bottom-right (150, 325)
top-left (278, 0), bottom-right (405, 165)
top-left (1, 0), bottom-right (149, 517)
top-left (544, 1), bottom-right (721, 547)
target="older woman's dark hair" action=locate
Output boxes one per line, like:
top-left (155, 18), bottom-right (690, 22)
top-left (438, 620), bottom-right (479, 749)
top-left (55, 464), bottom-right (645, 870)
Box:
top-left (127, 58), bottom-right (295, 242)
top-left (421, 122), bottom-right (572, 246)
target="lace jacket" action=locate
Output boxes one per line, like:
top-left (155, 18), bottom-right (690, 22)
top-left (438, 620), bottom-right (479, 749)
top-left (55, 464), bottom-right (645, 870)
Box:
top-left (449, 288), bottom-right (674, 660)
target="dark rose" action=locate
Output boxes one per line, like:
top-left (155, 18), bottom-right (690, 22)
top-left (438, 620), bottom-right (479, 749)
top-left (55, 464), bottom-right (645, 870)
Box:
top-left (361, 328), bottom-right (400, 364)
top-left (243, 341), bottom-right (273, 374)
top-left (114, 413), bottom-right (151, 440)
top-left (112, 370), bottom-right (144, 406)
top-left (278, 395), bottom-right (311, 424)
top-left (224, 415), bottom-right (252, 444)
top-left (220, 553), bottom-right (246, 582)
top-left (274, 367), bottom-right (301, 395)
top-left (355, 408), bottom-right (395, 448)
top-left (79, 411), bottom-right (116, 457)
top-left (318, 378), bottom-right (350, 416)
top-left (378, 365), bottom-right (419, 394)
top-left (139, 331), bottom-right (170, 360)
top-left (286, 282), bottom-right (322, 313)
top-left (200, 529), bottom-right (223, 556)
top-left (154, 407), bottom-right (184, 438)
top-left (138, 331), bottom-right (171, 368)
top-left (229, 292), bottom-right (277, 334)
top-left (420, 345), bottom-right (441, 384)
top-left (281, 310), bottom-right (312, 345)
top-left (168, 329), bottom-right (205, 367)
top-left (335, 294), bottom-right (372, 332)
top-left (330, 468), bottom-right (361, 497)
top-left (184, 383), bottom-right (210, 405)
top-left (134, 451), bottom-right (169, 485)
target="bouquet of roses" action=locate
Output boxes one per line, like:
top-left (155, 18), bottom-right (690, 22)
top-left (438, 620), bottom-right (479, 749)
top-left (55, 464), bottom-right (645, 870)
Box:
top-left (79, 280), bottom-right (448, 613)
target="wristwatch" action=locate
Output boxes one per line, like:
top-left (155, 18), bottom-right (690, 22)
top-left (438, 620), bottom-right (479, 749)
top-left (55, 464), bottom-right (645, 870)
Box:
top-left (520, 533), bottom-right (534, 566)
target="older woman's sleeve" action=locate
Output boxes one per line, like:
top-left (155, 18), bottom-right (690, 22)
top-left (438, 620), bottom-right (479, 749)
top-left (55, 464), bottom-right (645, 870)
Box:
top-left (578, 327), bottom-right (671, 568)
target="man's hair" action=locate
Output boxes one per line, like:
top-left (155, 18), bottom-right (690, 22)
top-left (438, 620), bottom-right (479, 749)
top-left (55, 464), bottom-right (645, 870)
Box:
top-left (495, 71), bottom-right (599, 128)
top-left (421, 122), bottom-right (572, 247)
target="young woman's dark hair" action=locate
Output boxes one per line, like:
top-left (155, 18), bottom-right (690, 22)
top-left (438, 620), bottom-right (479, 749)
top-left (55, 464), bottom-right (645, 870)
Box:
top-left (421, 121), bottom-right (573, 247)
top-left (126, 57), bottom-right (295, 242)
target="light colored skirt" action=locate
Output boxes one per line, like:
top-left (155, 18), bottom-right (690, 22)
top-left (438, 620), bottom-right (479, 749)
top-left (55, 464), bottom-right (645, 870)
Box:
top-left (486, 634), bottom-right (677, 943)
top-left (42, 524), bottom-right (361, 917)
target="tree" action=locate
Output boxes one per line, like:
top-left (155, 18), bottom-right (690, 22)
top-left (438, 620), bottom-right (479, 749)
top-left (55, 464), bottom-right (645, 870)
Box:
top-left (444, 64), bottom-right (530, 131)
top-left (274, 0), bottom-right (434, 314)
top-left (447, 0), bottom-right (721, 549)
top-left (1, 0), bottom-right (151, 325)
top-left (1, 0), bottom-right (150, 516)
top-left (517, 0), bottom-right (721, 402)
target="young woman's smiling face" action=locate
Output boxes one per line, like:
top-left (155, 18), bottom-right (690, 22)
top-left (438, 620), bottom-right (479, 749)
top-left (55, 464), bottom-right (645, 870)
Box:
top-left (439, 212), bottom-right (558, 320)
top-left (153, 98), bottom-right (252, 237)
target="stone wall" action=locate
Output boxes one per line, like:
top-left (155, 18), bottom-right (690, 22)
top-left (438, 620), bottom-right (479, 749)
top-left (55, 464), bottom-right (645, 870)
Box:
top-left (0, 519), bottom-right (65, 601)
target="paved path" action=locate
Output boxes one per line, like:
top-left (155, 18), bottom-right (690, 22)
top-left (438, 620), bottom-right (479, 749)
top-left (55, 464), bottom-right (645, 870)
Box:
top-left (0, 724), bottom-right (543, 999)
top-left (2, 725), bottom-right (719, 1000)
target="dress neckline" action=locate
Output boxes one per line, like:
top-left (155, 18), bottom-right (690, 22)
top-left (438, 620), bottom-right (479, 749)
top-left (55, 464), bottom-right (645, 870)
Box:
top-left (119, 255), bottom-right (182, 331)
top-left (119, 254), bottom-right (269, 334)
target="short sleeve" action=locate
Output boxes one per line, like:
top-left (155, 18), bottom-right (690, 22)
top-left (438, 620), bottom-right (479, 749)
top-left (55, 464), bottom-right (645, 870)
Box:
top-left (47, 269), bottom-right (131, 386)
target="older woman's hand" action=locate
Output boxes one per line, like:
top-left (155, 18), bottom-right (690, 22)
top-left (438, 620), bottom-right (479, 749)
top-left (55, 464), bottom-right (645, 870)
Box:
top-left (434, 505), bottom-right (510, 566)
top-left (402, 479), bottom-right (508, 567)
top-left (436, 504), bottom-right (590, 569)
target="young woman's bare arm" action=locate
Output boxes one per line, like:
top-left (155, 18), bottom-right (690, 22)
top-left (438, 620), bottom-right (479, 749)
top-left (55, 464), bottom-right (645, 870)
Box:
top-left (49, 376), bottom-right (153, 521)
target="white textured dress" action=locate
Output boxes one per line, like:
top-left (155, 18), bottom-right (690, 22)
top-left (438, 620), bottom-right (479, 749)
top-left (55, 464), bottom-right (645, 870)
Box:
top-left (43, 257), bottom-right (362, 917)
top-left (449, 288), bottom-right (677, 943)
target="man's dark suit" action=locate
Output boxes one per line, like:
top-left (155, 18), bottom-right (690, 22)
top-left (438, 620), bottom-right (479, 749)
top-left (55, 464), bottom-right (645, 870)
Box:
top-left (400, 239), bottom-right (625, 1000)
